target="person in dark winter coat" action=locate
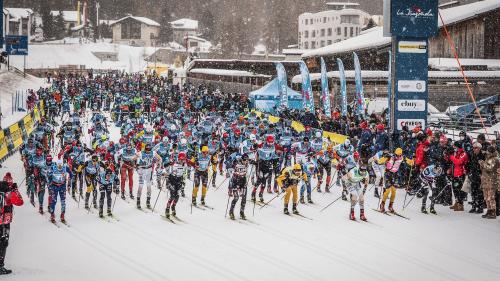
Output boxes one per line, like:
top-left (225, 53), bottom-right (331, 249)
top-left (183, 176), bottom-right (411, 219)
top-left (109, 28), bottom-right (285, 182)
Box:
top-left (479, 146), bottom-right (500, 219)
top-left (374, 124), bottom-right (389, 152)
top-left (467, 142), bottom-right (485, 213)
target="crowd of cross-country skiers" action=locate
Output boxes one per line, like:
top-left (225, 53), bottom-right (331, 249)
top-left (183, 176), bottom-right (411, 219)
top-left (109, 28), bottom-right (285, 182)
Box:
top-left (11, 72), bottom-right (500, 227)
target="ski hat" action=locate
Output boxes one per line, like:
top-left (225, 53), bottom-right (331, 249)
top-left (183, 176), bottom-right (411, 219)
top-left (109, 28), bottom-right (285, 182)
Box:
top-left (3, 172), bottom-right (13, 185)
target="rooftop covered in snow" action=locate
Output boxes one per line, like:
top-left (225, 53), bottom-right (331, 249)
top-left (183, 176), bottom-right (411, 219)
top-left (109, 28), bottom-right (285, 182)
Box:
top-left (171, 18), bottom-right (199, 30)
top-left (111, 15), bottom-right (160, 27)
top-left (50, 11), bottom-right (80, 22)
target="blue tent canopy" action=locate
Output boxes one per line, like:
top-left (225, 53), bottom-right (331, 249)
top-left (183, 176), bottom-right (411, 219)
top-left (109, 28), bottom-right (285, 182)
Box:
top-left (455, 95), bottom-right (498, 119)
top-left (249, 78), bottom-right (303, 114)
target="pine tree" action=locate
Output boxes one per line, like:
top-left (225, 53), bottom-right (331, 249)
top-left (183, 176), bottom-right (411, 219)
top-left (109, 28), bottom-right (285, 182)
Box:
top-left (40, 0), bottom-right (54, 40)
top-left (199, 8), bottom-right (215, 41)
top-left (363, 18), bottom-right (376, 31)
top-left (54, 10), bottom-right (66, 39)
top-left (158, 4), bottom-right (173, 44)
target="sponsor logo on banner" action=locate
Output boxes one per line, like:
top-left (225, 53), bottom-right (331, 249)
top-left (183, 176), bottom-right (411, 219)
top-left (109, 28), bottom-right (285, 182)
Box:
top-left (396, 6), bottom-right (435, 19)
top-left (397, 119), bottom-right (426, 130)
top-left (397, 100), bottom-right (426, 111)
top-left (398, 41), bottom-right (427, 53)
top-left (398, 80), bottom-right (426, 93)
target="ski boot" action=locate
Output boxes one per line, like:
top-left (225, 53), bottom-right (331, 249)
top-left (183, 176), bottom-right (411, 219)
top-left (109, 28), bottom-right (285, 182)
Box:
top-left (229, 211), bottom-right (235, 220)
top-left (136, 198), bottom-right (141, 209)
top-left (99, 209), bottom-right (104, 218)
top-left (0, 267), bottom-right (12, 275)
top-left (421, 206), bottom-right (428, 214)
top-left (360, 209), bottom-right (367, 221)
top-left (39, 206), bottom-right (44, 215)
top-left (201, 196), bottom-right (206, 206)
top-left (349, 209), bottom-right (356, 220)
top-left (300, 196), bottom-right (305, 204)
top-left (107, 209), bottom-right (112, 217)
top-left (388, 202), bottom-right (395, 213)
top-left (341, 190), bottom-right (347, 201)
top-left (430, 207), bottom-right (437, 214)
top-left (146, 197), bottom-right (151, 209)
top-left (374, 188), bottom-right (380, 198)
top-left (267, 186), bottom-right (272, 194)
top-left (273, 187), bottom-right (279, 194)
top-left (292, 203), bottom-right (299, 215)
top-left (93, 200), bottom-right (98, 209)
top-left (191, 197), bottom-right (197, 207)
top-left (379, 201), bottom-right (386, 213)
top-left (469, 206), bottom-right (477, 213)
top-left (259, 193), bottom-right (264, 203)
top-left (121, 192), bottom-right (126, 200)
top-left (165, 208), bottom-right (170, 219)
top-left (284, 205), bottom-right (290, 215)
top-left (317, 185), bottom-right (322, 193)
top-left (307, 194), bottom-right (313, 204)
top-left (50, 212), bottom-right (56, 223)
top-left (129, 192), bottom-right (135, 200)
top-left (60, 213), bottom-right (66, 224)
top-left (171, 205), bottom-right (176, 217)
top-left (325, 186), bottom-right (331, 193)
top-left (240, 211), bottom-right (246, 220)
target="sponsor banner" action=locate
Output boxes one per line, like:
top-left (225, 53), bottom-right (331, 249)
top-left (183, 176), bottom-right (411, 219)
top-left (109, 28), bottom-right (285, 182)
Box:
top-left (275, 63), bottom-right (288, 109)
top-left (337, 58), bottom-right (348, 117)
top-left (0, 131), bottom-right (8, 160)
top-left (323, 131), bottom-right (348, 146)
top-left (390, 0), bottom-right (439, 37)
top-left (299, 61), bottom-right (315, 112)
top-left (397, 99), bottom-right (426, 111)
top-left (320, 58), bottom-right (331, 118)
top-left (397, 80), bottom-right (426, 93)
top-left (397, 119), bottom-right (426, 130)
top-left (9, 123), bottom-right (23, 149)
top-left (23, 114), bottom-right (35, 135)
top-left (353, 52), bottom-right (365, 116)
top-left (398, 41), bottom-right (427, 54)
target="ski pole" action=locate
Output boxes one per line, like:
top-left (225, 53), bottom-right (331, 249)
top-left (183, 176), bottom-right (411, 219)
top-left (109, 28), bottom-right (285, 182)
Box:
top-left (259, 188), bottom-right (283, 209)
top-left (214, 177), bottom-right (229, 191)
top-left (319, 194), bottom-right (343, 212)
top-left (224, 191), bottom-right (231, 218)
top-left (403, 185), bottom-right (426, 210)
top-left (112, 190), bottom-right (119, 212)
top-left (152, 187), bottom-right (162, 213)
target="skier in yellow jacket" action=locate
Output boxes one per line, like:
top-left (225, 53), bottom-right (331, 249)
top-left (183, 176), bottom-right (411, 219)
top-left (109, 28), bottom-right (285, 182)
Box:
top-left (276, 164), bottom-right (308, 215)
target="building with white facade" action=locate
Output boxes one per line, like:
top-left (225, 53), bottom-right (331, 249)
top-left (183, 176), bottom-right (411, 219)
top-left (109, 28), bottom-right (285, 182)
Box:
top-left (3, 8), bottom-right (34, 41)
top-left (171, 18), bottom-right (199, 45)
top-left (298, 2), bottom-right (371, 50)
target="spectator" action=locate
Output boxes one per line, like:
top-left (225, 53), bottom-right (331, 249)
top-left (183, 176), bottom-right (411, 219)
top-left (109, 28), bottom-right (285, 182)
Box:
top-left (479, 146), bottom-right (500, 219)
top-left (467, 142), bottom-right (485, 213)
top-left (449, 141), bottom-right (469, 211)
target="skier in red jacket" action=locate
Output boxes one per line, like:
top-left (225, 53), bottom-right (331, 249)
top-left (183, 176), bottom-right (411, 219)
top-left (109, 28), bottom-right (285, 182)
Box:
top-left (0, 173), bottom-right (24, 275)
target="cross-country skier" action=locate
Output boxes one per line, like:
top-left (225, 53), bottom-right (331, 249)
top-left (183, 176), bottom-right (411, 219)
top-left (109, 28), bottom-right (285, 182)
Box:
top-left (276, 164), bottom-right (308, 215)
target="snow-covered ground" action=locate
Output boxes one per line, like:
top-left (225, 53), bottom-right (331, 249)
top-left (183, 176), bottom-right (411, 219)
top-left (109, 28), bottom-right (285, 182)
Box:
top-left (7, 42), bottom-right (161, 73)
top-left (0, 67), bottom-right (46, 128)
top-left (1, 112), bottom-right (499, 281)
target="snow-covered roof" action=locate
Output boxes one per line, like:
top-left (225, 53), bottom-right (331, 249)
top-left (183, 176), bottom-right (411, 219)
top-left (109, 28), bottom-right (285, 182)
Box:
top-left (111, 15), bottom-right (160, 27)
top-left (439, 0), bottom-right (500, 26)
top-left (291, 70), bottom-right (500, 83)
top-left (50, 11), bottom-right (80, 22)
top-left (429, 58), bottom-right (500, 71)
top-left (184, 35), bottom-right (208, 42)
top-left (189, 68), bottom-right (271, 78)
top-left (99, 19), bottom-right (117, 26)
top-left (282, 49), bottom-right (307, 55)
top-left (4, 8), bottom-right (33, 20)
top-left (71, 24), bottom-right (85, 31)
top-left (171, 18), bottom-right (198, 30)
top-left (302, 26), bottom-right (389, 58)
top-left (302, 0), bottom-right (500, 58)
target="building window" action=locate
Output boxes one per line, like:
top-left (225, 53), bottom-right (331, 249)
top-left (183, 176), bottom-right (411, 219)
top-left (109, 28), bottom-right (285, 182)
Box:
top-left (337, 27), bottom-right (341, 35)
top-left (327, 40), bottom-right (332, 45)
top-left (344, 27), bottom-right (347, 37)
top-left (341, 15), bottom-right (360, 24)
top-left (305, 19), bottom-right (308, 25)
top-left (304, 30), bottom-right (309, 38)
top-left (350, 27), bottom-right (353, 37)
top-left (320, 29), bottom-right (325, 37)
top-left (327, 28), bottom-right (332, 36)
top-left (311, 41), bottom-right (316, 49)
top-left (304, 42), bottom-right (309, 49)
top-left (323, 17), bottom-right (327, 23)
top-left (320, 40), bottom-right (325, 47)
top-left (312, 30), bottom-right (315, 38)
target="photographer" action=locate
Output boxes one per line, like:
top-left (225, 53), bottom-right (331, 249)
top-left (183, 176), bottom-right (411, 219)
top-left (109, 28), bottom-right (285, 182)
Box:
top-left (0, 173), bottom-right (24, 275)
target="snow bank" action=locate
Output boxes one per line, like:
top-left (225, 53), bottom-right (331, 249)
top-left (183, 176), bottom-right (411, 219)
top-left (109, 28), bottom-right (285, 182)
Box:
top-left (8, 42), bottom-right (158, 73)
top-left (0, 68), bottom-right (46, 128)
